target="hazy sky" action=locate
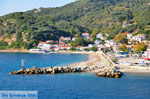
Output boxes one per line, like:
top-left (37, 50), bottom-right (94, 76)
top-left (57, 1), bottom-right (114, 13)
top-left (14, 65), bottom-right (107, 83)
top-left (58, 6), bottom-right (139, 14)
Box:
top-left (0, 0), bottom-right (76, 16)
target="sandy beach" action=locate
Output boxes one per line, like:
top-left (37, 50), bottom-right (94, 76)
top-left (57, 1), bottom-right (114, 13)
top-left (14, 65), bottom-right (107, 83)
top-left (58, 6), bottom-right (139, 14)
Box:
top-left (70, 52), bottom-right (109, 70)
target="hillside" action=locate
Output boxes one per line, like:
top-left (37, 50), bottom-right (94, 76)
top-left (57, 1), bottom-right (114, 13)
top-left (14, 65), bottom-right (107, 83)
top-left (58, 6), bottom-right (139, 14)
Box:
top-left (0, 0), bottom-right (150, 49)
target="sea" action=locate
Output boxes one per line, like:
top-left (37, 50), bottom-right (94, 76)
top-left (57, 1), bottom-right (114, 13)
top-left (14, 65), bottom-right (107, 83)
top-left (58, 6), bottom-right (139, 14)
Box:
top-left (0, 53), bottom-right (150, 99)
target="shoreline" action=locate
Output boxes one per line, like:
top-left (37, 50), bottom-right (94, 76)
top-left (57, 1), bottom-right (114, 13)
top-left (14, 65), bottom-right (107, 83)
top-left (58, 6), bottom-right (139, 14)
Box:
top-left (2, 49), bottom-right (150, 74)
top-left (69, 52), bottom-right (109, 72)
top-left (118, 65), bottom-right (150, 74)
top-left (0, 49), bottom-right (28, 53)
top-left (0, 49), bottom-right (91, 54)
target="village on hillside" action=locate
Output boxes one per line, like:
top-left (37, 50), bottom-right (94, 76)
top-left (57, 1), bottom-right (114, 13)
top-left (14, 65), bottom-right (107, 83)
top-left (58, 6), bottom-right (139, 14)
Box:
top-left (29, 31), bottom-right (150, 66)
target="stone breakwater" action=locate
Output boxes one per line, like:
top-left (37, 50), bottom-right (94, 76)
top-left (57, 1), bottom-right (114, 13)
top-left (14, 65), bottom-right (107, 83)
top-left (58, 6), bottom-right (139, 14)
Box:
top-left (96, 66), bottom-right (123, 78)
top-left (9, 66), bottom-right (89, 75)
top-left (9, 66), bottom-right (123, 78)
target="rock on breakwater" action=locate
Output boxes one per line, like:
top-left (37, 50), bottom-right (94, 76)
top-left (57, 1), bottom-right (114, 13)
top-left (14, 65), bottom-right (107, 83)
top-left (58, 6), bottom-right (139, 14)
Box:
top-left (96, 66), bottom-right (123, 78)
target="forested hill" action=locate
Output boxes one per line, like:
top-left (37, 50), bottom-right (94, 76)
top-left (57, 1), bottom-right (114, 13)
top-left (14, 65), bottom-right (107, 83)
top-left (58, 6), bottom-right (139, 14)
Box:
top-left (0, 0), bottom-right (150, 49)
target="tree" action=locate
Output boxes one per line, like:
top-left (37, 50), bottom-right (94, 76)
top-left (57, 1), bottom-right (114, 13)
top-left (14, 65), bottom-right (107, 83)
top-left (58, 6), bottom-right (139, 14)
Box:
top-left (92, 28), bottom-right (99, 37)
top-left (0, 41), bottom-right (8, 50)
top-left (90, 47), bottom-right (98, 52)
top-left (70, 28), bottom-right (76, 37)
top-left (84, 48), bottom-right (89, 52)
top-left (114, 33), bottom-right (128, 44)
top-left (73, 37), bottom-right (84, 46)
top-left (134, 43), bottom-right (147, 53)
top-left (71, 47), bottom-right (77, 51)
top-left (120, 44), bottom-right (128, 52)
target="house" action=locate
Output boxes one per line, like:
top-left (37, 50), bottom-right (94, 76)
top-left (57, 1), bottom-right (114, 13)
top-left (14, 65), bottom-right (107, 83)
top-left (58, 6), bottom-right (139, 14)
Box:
top-left (59, 42), bottom-right (65, 45)
top-left (112, 43), bottom-right (121, 52)
top-left (105, 33), bottom-right (109, 37)
top-left (131, 34), bottom-right (146, 43)
top-left (126, 44), bottom-right (135, 51)
top-left (46, 40), bottom-right (54, 44)
top-left (59, 36), bottom-right (71, 41)
top-left (97, 44), bottom-right (105, 49)
top-left (109, 40), bottom-right (115, 46)
top-left (37, 42), bottom-right (51, 51)
top-left (121, 32), bottom-right (129, 36)
top-left (76, 46), bottom-right (84, 51)
top-left (137, 34), bottom-right (146, 39)
top-left (96, 33), bottom-right (105, 40)
top-left (142, 40), bottom-right (150, 44)
top-left (72, 37), bottom-right (77, 41)
top-left (105, 43), bottom-right (111, 48)
top-left (82, 33), bottom-right (90, 38)
top-left (61, 46), bottom-right (71, 50)
top-left (52, 47), bottom-right (60, 51)
top-left (53, 44), bottom-right (60, 48)
top-left (122, 21), bottom-right (132, 28)
top-left (95, 40), bottom-right (102, 45)
top-left (127, 33), bottom-right (132, 39)
top-left (105, 40), bottom-right (115, 46)
top-left (88, 44), bottom-right (93, 48)
top-left (38, 42), bottom-right (46, 49)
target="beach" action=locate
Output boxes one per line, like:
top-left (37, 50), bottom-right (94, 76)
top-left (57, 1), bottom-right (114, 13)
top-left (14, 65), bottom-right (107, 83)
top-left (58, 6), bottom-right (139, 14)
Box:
top-left (69, 52), bottom-right (110, 72)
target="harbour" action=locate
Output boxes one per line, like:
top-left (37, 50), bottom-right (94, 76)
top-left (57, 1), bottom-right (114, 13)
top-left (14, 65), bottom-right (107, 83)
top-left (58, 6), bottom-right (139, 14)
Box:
top-left (1, 52), bottom-right (150, 99)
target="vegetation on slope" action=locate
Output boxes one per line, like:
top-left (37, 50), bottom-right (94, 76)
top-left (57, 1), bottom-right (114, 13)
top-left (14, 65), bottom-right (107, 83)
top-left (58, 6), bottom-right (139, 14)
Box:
top-left (0, 0), bottom-right (150, 49)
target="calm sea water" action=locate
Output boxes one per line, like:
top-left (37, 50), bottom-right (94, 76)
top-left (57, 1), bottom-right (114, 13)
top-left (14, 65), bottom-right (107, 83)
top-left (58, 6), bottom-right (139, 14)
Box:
top-left (0, 53), bottom-right (150, 99)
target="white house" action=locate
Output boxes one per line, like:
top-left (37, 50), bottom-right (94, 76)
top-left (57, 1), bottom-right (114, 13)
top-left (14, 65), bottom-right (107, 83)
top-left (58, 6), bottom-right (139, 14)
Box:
top-left (61, 46), bottom-right (71, 50)
top-left (96, 33), bottom-right (106, 40)
top-left (60, 36), bottom-right (71, 41)
top-left (95, 40), bottom-right (102, 45)
top-left (109, 40), bottom-right (115, 46)
top-left (37, 42), bottom-right (51, 51)
top-left (127, 34), bottom-right (132, 39)
top-left (104, 40), bottom-right (115, 48)
top-left (72, 37), bottom-right (77, 41)
top-left (88, 44), bottom-right (93, 48)
top-left (131, 34), bottom-right (146, 43)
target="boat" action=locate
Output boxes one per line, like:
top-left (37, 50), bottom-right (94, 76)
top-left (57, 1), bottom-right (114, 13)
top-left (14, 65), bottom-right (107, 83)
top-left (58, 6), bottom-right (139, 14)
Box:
top-left (142, 48), bottom-right (150, 60)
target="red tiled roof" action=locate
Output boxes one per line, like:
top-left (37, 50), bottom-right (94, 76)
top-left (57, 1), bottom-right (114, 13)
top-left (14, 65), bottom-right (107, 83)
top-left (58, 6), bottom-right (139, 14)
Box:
top-left (82, 33), bottom-right (89, 35)
top-left (121, 32), bottom-right (129, 35)
top-left (40, 42), bottom-right (46, 44)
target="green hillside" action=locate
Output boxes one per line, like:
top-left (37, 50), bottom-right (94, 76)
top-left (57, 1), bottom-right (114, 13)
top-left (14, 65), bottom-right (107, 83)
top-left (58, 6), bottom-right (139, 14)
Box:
top-left (0, 0), bottom-right (150, 49)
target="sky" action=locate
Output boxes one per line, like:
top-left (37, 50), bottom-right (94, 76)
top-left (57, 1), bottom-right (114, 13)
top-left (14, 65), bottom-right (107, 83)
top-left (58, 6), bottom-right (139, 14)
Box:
top-left (0, 0), bottom-right (76, 16)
